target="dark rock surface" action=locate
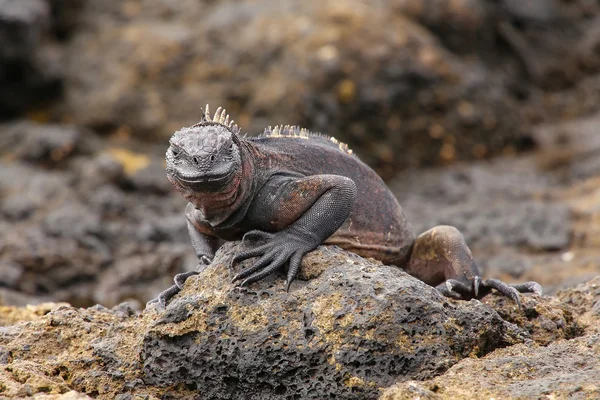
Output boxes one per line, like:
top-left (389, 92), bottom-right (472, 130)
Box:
top-left (0, 121), bottom-right (191, 308)
top-left (381, 277), bottom-right (600, 400)
top-left (142, 243), bottom-right (526, 400)
top-left (0, 245), bottom-right (596, 399)
top-left (0, 120), bottom-right (81, 165)
top-left (0, 0), bottom-right (63, 118)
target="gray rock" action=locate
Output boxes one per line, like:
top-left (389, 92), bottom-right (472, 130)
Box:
top-left (94, 242), bottom-right (187, 306)
top-left (382, 277), bottom-right (600, 400)
top-left (141, 242), bottom-right (526, 400)
top-left (128, 161), bottom-right (173, 195)
top-left (502, 0), bottom-right (557, 22)
top-left (0, 0), bottom-right (62, 117)
top-left (382, 334), bottom-right (600, 399)
top-left (0, 121), bottom-right (81, 164)
top-left (59, 0), bottom-right (533, 171)
top-left (477, 251), bottom-right (533, 279)
top-left (0, 253), bottom-right (596, 400)
top-left (0, 0), bottom-right (49, 60)
top-left (0, 261), bottom-right (24, 288)
top-left (393, 159), bottom-right (571, 251)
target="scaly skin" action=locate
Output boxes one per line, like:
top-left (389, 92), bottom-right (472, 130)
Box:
top-left (150, 106), bottom-right (541, 308)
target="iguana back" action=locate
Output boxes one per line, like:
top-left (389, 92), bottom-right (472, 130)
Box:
top-left (245, 132), bottom-right (415, 266)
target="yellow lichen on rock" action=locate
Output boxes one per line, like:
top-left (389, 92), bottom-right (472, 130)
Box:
top-left (0, 303), bottom-right (70, 327)
top-left (344, 375), bottom-right (365, 388)
top-left (106, 148), bottom-right (150, 176)
top-left (228, 304), bottom-right (269, 333)
top-left (311, 292), bottom-right (354, 333)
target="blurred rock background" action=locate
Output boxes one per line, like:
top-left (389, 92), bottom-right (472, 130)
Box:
top-left (1, 0), bottom-right (600, 309)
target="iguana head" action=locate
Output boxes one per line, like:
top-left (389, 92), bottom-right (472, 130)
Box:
top-left (166, 105), bottom-right (242, 192)
top-left (166, 106), bottom-right (249, 225)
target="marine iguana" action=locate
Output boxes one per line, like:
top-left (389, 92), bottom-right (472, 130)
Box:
top-left (153, 105), bottom-right (541, 307)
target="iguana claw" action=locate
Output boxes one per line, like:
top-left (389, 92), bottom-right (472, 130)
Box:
top-left (473, 275), bottom-right (481, 297)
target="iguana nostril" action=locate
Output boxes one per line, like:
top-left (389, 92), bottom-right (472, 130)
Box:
top-left (193, 157), bottom-right (199, 164)
top-left (210, 155), bottom-right (215, 161)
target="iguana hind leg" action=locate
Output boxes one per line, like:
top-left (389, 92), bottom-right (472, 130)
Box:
top-left (404, 225), bottom-right (542, 308)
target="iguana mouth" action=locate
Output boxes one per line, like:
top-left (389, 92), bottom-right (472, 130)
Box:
top-left (173, 169), bottom-right (234, 185)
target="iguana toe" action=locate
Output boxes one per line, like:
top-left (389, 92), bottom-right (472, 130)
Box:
top-left (231, 244), bottom-right (272, 267)
top-left (242, 230), bottom-right (274, 243)
top-left (239, 260), bottom-right (284, 287)
top-left (150, 262), bottom-right (210, 307)
top-left (436, 280), bottom-right (468, 299)
top-left (174, 270), bottom-right (200, 289)
top-left (511, 281), bottom-right (543, 296)
top-left (473, 275), bottom-right (482, 297)
top-left (232, 252), bottom-right (279, 282)
top-left (481, 278), bottom-right (523, 309)
top-left (285, 253), bottom-right (303, 291)
top-left (157, 285), bottom-right (181, 308)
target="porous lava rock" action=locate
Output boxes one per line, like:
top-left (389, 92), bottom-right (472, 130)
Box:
top-left (381, 277), bottom-right (600, 400)
top-left (141, 242), bottom-right (526, 400)
top-left (0, 243), bottom-right (596, 399)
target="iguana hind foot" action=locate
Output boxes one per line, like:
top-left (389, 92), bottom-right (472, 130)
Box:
top-left (406, 225), bottom-right (542, 307)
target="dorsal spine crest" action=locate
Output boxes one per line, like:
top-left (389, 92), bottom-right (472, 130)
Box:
top-left (193, 104), bottom-right (240, 133)
top-left (192, 104), bottom-right (354, 156)
top-left (262, 125), bottom-right (310, 139)
top-left (260, 125), bottom-right (354, 155)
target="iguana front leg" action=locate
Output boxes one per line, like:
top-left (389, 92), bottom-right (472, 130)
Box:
top-left (231, 174), bottom-right (357, 290)
top-left (152, 211), bottom-right (220, 306)
top-left (405, 225), bottom-right (542, 308)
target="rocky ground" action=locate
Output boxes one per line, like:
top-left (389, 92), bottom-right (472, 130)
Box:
top-left (0, 245), bottom-right (598, 399)
top-left (1, 0), bottom-right (600, 398)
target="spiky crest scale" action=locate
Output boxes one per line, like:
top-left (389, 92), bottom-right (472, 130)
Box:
top-left (260, 125), bottom-right (354, 156)
top-left (192, 104), bottom-right (241, 133)
top-left (262, 125), bottom-right (311, 139)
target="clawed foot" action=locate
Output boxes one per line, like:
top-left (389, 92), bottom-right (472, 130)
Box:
top-left (437, 277), bottom-right (542, 309)
top-left (147, 256), bottom-right (211, 308)
top-left (230, 229), bottom-right (313, 291)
